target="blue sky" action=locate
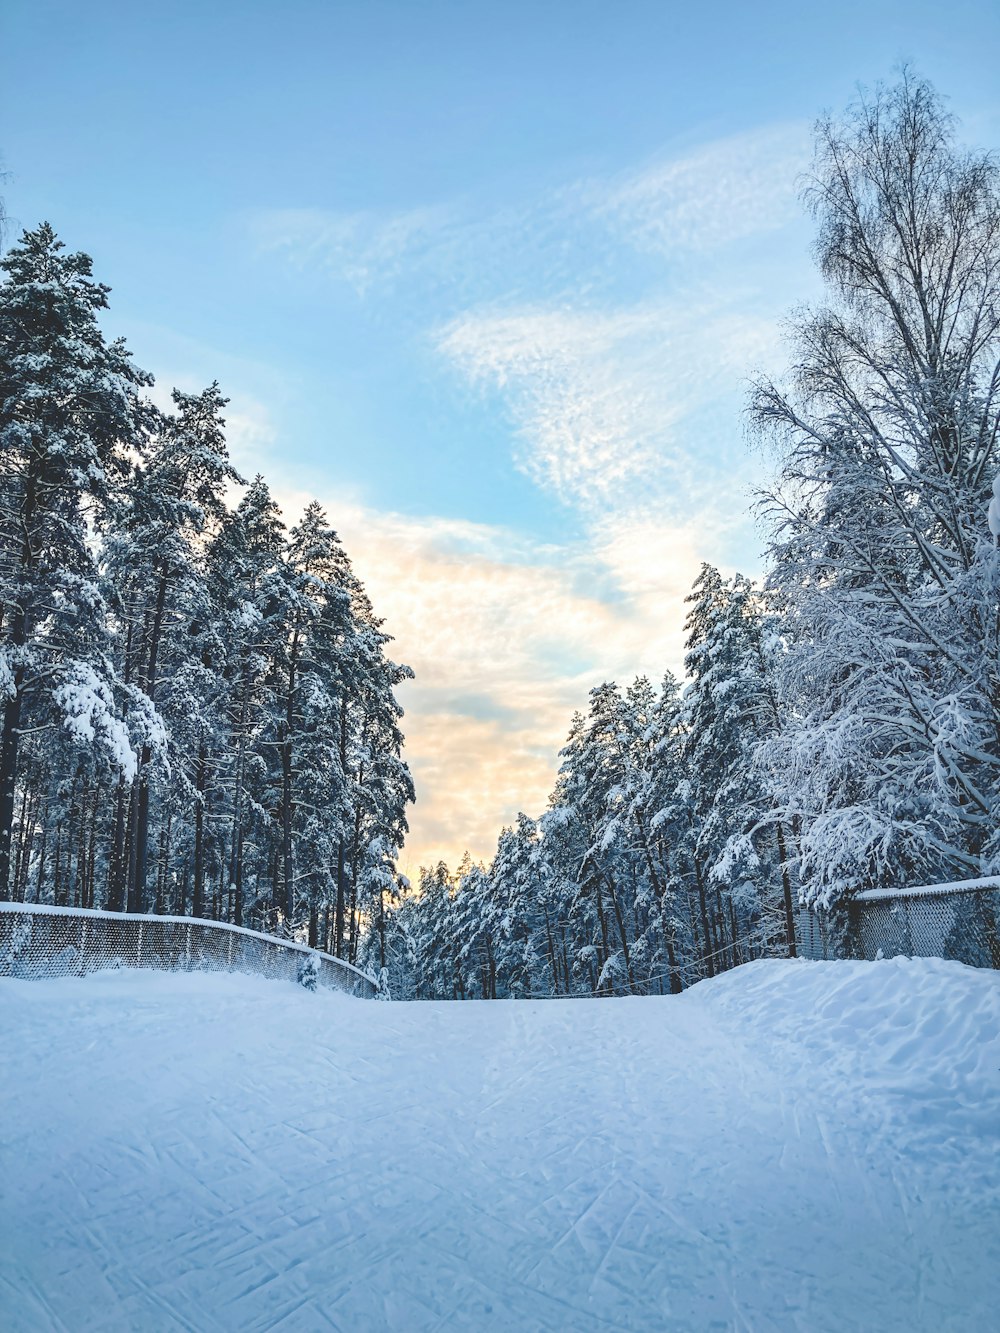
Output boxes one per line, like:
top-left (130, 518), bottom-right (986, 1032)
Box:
top-left (5, 0), bottom-right (1000, 870)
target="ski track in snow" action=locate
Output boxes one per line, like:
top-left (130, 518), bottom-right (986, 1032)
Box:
top-left (2, 957), bottom-right (999, 1331)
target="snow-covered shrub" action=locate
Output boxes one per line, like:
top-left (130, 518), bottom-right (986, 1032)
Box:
top-left (297, 953), bottom-right (320, 991)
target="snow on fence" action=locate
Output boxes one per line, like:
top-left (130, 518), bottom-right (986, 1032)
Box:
top-left (0, 903), bottom-right (378, 997)
top-left (799, 878), bottom-right (1000, 969)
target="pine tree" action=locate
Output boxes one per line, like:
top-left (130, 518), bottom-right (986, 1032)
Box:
top-left (0, 225), bottom-right (151, 897)
top-left (206, 476), bottom-right (287, 926)
top-left (104, 383), bottom-right (241, 911)
top-left (681, 566), bottom-right (796, 962)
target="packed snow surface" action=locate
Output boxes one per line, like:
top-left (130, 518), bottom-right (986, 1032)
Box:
top-left (3, 959), bottom-right (999, 1331)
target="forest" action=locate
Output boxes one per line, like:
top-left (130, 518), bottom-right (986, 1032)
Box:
top-left (0, 229), bottom-right (414, 965)
top-left (2, 74), bottom-right (999, 994)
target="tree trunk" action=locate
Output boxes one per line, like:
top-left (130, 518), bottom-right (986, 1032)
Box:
top-left (776, 822), bottom-right (798, 958)
top-left (72, 779), bottom-right (90, 908)
top-left (131, 570), bottom-right (169, 912)
top-left (693, 856), bottom-right (715, 978)
top-left (377, 886), bottom-right (386, 972)
top-left (604, 871), bottom-right (635, 991)
top-left (593, 873), bottom-right (611, 991)
top-left (107, 778), bottom-right (129, 911)
top-left (53, 823), bottom-right (64, 907)
top-left (281, 645), bottom-right (298, 925)
top-left (335, 838), bottom-right (347, 957)
top-left (636, 812), bottom-right (682, 993)
top-left (348, 771), bottom-right (363, 964)
top-left (229, 676), bottom-right (250, 927)
top-left (155, 813), bottom-right (171, 914)
top-left (232, 828), bottom-right (243, 927)
top-left (177, 854), bottom-right (189, 917)
top-left (541, 900), bottom-right (560, 995)
top-left (0, 679), bottom-right (26, 900)
top-left (730, 898), bottom-right (740, 966)
top-left (34, 818), bottom-right (48, 906)
top-left (334, 697), bottom-right (349, 955)
top-left (0, 472), bottom-right (36, 901)
top-left (10, 784), bottom-right (31, 904)
top-left (125, 783), bottom-right (140, 912)
top-left (192, 742), bottom-right (207, 918)
top-left (85, 794), bottom-right (98, 909)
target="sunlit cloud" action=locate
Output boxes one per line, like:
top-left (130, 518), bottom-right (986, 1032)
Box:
top-left (339, 505), bottom-right (720, 873)
top-left (260, 484), bottom-right (713, 871)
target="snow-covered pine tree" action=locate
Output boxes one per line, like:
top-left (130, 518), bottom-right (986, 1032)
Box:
top-left (104, 383), bottom-right (241, 911)
top-left (450, 855), bottom-right (496, 998)
top-left (206, 475), bottom-right (288, 926)
top-left (265, 503), bottom-right (353, 931)
top-left (0, 225), bottom-right (152, 898)
top-left (485, 814), bottom-right (551, 997)
top-left (681, 565), bottom-right (796, 961)
top-left (543, 690), bottom-right (640, 994)
top-left (332, 574), bottom-right (414, 962)
top-left (612, 675), bottom-right (686, 993)
top-left (412, 861), bottom-right (458, 998)
top-left (372, 870), bottom-right (419, 1000)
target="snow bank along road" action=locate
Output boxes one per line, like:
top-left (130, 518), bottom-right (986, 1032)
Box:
top-left (3, 959), bottom-right (999, 1332)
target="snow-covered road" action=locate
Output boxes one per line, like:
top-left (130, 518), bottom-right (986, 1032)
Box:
top-left (3, 958), bottom-right (999, 1331)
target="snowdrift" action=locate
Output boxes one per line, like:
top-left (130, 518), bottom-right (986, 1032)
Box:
top-left (2, 958), bottom-right (998, 1331)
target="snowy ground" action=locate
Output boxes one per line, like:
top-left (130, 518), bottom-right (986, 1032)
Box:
top-left (2, 959), bottom-right (999, 1332)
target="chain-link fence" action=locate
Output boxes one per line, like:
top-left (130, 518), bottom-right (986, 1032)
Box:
top-left (849, 879), bottom-right (1000, 969)
top-left (797, 905), bottom-right (837, 961)
top-left (799, 878), bottom-right (1000, 969)
top-left (0, 903), bottom-right (378, 996)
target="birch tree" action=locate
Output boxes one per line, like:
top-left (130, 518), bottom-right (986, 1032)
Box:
top-left (754, 73), bottom-right (1000, 905)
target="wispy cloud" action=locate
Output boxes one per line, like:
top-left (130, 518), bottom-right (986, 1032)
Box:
top-left (251, 205), bottom-right (452, 296)
top-left (595, 123), bottom-right (808, 255)
top-left (250, 122), bottom-right (809, 301)
top-left (437, 299), bottom-right (779, 510)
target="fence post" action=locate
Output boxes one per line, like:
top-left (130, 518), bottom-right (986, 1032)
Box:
top-left (185, 924), bottom-right (191, 970)
top-left (227, 932), bottom-right (233, 970)
top-left (79, 919), bottom-right (87, 976)
top-left (905, 898), bottom-right (914, 956)
top-left (137, 921), bottom-right (143, 968)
